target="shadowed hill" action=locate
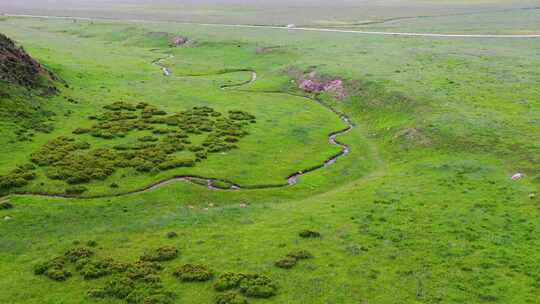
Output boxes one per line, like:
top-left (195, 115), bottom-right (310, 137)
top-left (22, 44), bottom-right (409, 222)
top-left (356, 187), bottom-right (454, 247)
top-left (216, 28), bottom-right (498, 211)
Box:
top-left (0, 32), bottom-right (57, 92)
top-left (0, 33), bottom-right (61, 142)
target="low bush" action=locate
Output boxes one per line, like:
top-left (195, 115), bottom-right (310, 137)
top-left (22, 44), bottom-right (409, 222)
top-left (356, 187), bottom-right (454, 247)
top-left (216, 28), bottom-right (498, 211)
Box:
top-left (65, 185), bottom-right (88, 195)
top-left (275, 250), bottom-right (313, 269)
top-left (215, 292), bottom-right (249, 304)
top-left (166, 232), bottom-right (178, 239)
top-left (125, 261), bottom-right (163, 280)
top-left (34, 256), bottom-right (65, 275)
top-left (0, 201), bottom-right (13, 209)
top-left (274, 257), bottom-right (297, 269)
top-left (157, 158), bottom-right (195, 170)
top-left (214, 272), bottom-right (245, 291)
top-left (286, 250), bottom-right (313, 260)
top-left (65, 247), bottom-right (94, 262)
top-left (0, 164), bottom-right (37, 193)
top-left (45, 267), bottom-right (72, 281)
top-left (104, 101), bottom-right (138, 112)
top-left (238, 274), bottom-right (278, 298)
top-left (34, 256), bottom-right (71, 281)
top-left (299, 230), bottom-right (321, 238)
top-left (80, 259), bottom-right (113, 279)
top-left (173, 264), bottom-right (213, 282)
top-left (138, 136), bottom-right (159, 142)
top-left (72, 128), bottom-right (91, 134)
top-left (140, 246), bottom-right (178, 262)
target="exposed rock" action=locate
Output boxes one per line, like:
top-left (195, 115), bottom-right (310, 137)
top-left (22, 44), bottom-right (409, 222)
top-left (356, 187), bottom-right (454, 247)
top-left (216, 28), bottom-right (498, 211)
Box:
top-left (296, 71), bottom-right (346, 99)
top-left (170, 36), bottom-right (188, 47)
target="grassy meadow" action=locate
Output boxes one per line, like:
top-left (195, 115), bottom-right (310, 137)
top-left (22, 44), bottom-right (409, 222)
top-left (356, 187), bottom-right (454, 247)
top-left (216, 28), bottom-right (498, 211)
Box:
top-left (0, 14), bottom-right (539, 304)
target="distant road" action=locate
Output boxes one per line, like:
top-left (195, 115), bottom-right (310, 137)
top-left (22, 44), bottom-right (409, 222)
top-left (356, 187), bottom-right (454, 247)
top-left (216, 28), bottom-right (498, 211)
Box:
top-left (3, 13), bottom-right (540, 38)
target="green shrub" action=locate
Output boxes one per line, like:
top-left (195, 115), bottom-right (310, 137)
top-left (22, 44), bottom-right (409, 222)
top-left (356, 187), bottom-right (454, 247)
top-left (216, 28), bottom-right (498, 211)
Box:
top-left (72, 128), bottom-right (91, 134)
top-left (166, 232), bottom-right (178, 239)
top-left (136, 162), bottom-right (154, 172)
top-left (157, 158), bottom-right (195, 170)
top-left (173, 264), bottom-right (213, 282)
top-left (87, 240), bottom-right (98, 247)
top-left (34, 256), bottom-right (66, 275)
top-left (65, 247), bottom-right (94, 262)
top-left (34, 256), bottom-right (71, 281)
top-left (125, 261), bottom-right (163, 281)
top-left (299, 230), bottom-right (321, 238)
top-left (89, 275), bottom-right (135, 299)
top-left (275, 250), bottom-right (313, 269)
top-left (215, 292), bottom-right (249, 304)
top-left (238, 274), bottom-right (277, 298)
top-left (65, 185), bottom-right (88, 195)
top-left (286, 250), bottom-right (313, 260)
top-left (274, 257), bottom-right (297, 269)
top-left (80, 259), bottom-right (113, 280)
top-left (138, 136), bottom-right (159, 142)
top-left (0, 201), bottom-right (13, 209)
top-left (214, 272), bottom-right (245, 291)
top-left (45, 267), bottom-right (72, 281)
top-left (104, 101), bottom-right (137, 112)
top-left (228, 110), bottom-right (256, 121)
top-left (140, 246), bottom-right (178, 262)
top-left (73, 141), bottom-right (91, 150)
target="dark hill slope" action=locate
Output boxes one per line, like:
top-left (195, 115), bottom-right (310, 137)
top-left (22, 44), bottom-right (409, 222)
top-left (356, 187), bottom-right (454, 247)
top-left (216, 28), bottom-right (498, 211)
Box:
top-left (0, 33), bottom-right (62, 142)
top-left (0, 32), bottom-right (57, 92)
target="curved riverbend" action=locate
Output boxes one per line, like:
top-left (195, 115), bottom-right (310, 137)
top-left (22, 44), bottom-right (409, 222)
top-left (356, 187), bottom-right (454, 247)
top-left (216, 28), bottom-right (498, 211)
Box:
top-left (6, 57), bottom-right (355, 199)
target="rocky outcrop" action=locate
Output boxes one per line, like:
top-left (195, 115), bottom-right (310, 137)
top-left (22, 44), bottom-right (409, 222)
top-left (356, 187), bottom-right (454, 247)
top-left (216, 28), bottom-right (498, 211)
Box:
top-left (169, 36), bottom-right (188, 47)
top-left (0, 33), bottom-right (56, 91)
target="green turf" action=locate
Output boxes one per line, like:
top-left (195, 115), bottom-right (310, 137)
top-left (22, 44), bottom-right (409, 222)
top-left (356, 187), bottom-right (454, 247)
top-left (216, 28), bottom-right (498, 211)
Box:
top-left (0, 16), bottom-right (539, 304)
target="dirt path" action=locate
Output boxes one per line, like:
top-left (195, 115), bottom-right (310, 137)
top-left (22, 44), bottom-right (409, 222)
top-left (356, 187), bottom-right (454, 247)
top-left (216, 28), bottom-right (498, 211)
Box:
top-left (4, 14), bottom-right (540, 38)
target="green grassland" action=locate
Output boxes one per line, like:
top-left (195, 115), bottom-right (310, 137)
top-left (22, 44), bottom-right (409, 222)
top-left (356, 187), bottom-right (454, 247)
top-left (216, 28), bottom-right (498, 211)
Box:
top-left (0, 15), bottom-right (539, 304)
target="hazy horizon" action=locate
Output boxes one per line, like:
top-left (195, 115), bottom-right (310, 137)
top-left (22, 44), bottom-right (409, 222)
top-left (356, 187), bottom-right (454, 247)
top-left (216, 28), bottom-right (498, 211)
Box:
top-left (2, 0), bottom-right (539, 25)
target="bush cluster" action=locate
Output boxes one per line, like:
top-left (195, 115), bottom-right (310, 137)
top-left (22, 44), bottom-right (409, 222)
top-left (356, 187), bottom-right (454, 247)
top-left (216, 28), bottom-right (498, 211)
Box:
top-left (35, 245), bottom-right (177, 304)
top-left (173, 264), bottom-right (213, 282)
top-left (34, 247), bottom-right (94, 281)
top-left (215, 292), bottom-right (249, 304)
top-left (65, 247), bottom-right (94, 262)
top-left (65, 185), bottom-right (88, 195)
top-left (89, 263), bottom-right (174, 304)
top-left (14, 102), bottom-right (256, 194)
top-left (30, 137), bottom-right (88, 166)
top-left (140, 246), bottom-right (178, 262)
top-left (275, 250), bottom-right (313, 269)
top-left (34, 256), bottom-right (72, 281)
top-left (214, 273), bottom-right (277, 299)
top-left (0, 164), bottom-right (36, 193)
